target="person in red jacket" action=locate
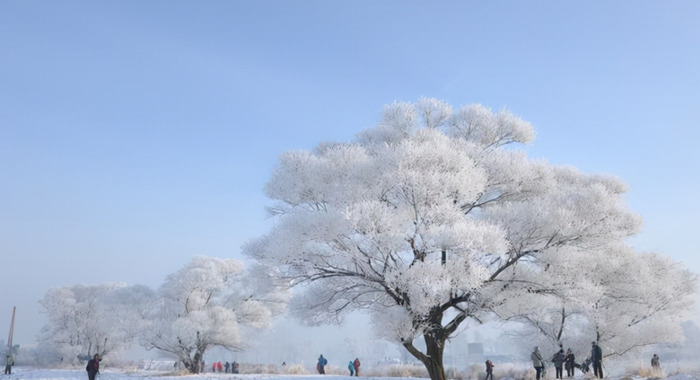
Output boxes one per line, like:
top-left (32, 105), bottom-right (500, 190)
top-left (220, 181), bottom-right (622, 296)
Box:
top-left (353, 358), bottom-right (361, 376)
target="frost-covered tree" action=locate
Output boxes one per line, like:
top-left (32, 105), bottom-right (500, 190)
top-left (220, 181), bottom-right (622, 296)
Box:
top-left (503, 245), bottom-right (696, 359)
top-left (38, 283), bottom-right (151, 365)
top-left (139, 256), bottom-right (286, 374)
top-left (244, 98), bottom-right (696, 380)
top-left (586, 250), bottom-right (696, 356)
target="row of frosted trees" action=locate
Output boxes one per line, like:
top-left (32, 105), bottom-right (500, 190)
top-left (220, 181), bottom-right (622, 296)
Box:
top-left (39, 256), bottom-right (287, 373)
top-left (40, 99), bottom-right (696, 380)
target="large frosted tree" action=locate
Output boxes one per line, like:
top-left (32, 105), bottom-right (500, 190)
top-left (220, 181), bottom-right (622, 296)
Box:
top-left (139, 256), bottom-right (286, 373)
top-left (244, 98), bottom-right (695, 380)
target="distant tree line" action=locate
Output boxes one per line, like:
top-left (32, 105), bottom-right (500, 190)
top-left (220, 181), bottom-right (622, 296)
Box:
top-left (38, 256), bottom-right (287, 373)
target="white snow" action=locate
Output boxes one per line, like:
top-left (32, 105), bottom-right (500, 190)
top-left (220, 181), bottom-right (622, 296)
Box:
top-left (0, 367), bottom-right (423, 380)
top-left (4, 367), bottom-right (700, 380)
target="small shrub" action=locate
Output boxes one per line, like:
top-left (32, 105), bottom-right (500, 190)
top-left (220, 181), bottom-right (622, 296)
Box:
top-left (283, 362), bottom-right (309, 375)
top-left (637, 366), bottom-right (665, 378)
top-left (366, 363), bottom-right (428, 378)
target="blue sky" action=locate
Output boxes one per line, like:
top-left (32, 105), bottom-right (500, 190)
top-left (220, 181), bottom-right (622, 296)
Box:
top-left (1, 1), bottom-right (699, 346)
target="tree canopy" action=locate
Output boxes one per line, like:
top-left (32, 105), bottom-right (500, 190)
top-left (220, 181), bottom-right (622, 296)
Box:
top-left (139, 256), bottom-right (287, 373)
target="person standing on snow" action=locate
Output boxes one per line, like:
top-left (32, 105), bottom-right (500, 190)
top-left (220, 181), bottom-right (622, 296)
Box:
top-left (353, 357), bottom-right (361, 376)
top-left (85, 353), bottom-right (100, 380)
top-left (651, 354), bottom-right (660, 369)
top-left (591, 342), bottom-right (603, 378)
top-left (348, 360), bottom-right (355, 375)
top-left (531, 347), bottom-right (545, 380)
top-left (485, 359), bottom-right (495, 380)
top-left (4, 354), bottom-right (13, 375)
top-left (564, 349), bottom-right (575, 377)
top-left (530, 347), bottom-right (544, 380)
top-left (317, 354), bottom-right (327, 374)
top-left (551, 348), bottom-right (565, 379)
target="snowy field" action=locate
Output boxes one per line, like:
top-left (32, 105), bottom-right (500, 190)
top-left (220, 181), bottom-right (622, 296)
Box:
top-left (4, 367), bottom-right (700, 380)
top-left (0, 368), bottom-right (426, 380)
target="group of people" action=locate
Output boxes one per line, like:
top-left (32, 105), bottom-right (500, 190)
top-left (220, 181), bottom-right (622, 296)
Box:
top-left (198, 360), bottom-right (239, 373)
top-left (315, 354), bottom-right (361, 376)
top-left (348, 357), bottom-right (361, 376)
top-left (521, 342), bottom-right (662, 380)
top-left (548, 347), bottom-right (572, 378)
top-left (77, 343), bottom-right (660, 380)
top-left (530, 342), bottom-right (603, 380)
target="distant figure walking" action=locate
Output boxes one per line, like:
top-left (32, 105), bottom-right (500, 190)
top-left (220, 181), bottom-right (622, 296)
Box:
top-left (531, 347), bottom-right (545, 380)
top-left (85, 353), bottom-right (100, 380)
top-left (317, 354), bottom-right (327, 374)
top-left (353, 357), bottom-right (361, 376)
top-left (591, 342), bottom-right (603, 379)
top-left (348, 360), bottom-right (355, 376)
top-left (485, 359), bottom-right (495, 380)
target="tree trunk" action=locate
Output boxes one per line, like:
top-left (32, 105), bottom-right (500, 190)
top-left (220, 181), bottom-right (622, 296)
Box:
top-left (423, 332), bottom-right (447, 380)
top-left (182, 350), bottom-right (204, 374)
top-left (404, 331), bottom-right (447, 380)
top-left (188, 352), bottom-right (200, 374)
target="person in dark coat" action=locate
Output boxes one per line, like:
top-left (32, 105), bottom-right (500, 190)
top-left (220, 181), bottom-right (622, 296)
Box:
top-left (651, 354), bottom-right (660, 369)
top-left (85, 353), bottom-right (100, 380)
top-left (591, 342), bottom-right (603, 378)
top-left (551, 349), bottom-right (565, 379)
top-left (485, 359), bottom-right (495, 380)
top-left (564, 348), bottom-right (575, 377)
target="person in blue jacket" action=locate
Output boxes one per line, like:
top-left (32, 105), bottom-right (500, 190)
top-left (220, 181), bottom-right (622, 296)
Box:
top-left (348, 360), bottom-right (355, 375)
top-left (317, 354), bottom-right (328, 374)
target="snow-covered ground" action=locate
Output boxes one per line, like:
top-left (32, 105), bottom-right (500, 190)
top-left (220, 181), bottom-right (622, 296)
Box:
top-left (0, 367), bottom-right (423, 380)
top-left (4, 367), bottom-right (700, 380)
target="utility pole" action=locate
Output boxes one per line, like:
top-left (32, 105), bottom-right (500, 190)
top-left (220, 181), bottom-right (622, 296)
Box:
top-left (6, 307), bottom-right (16, 374)
top-left (7, 306), bottom-right (15, 351)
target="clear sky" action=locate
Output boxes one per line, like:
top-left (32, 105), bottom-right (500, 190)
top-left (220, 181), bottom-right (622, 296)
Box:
top-left (1, 1), bottom-right (699, 347)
